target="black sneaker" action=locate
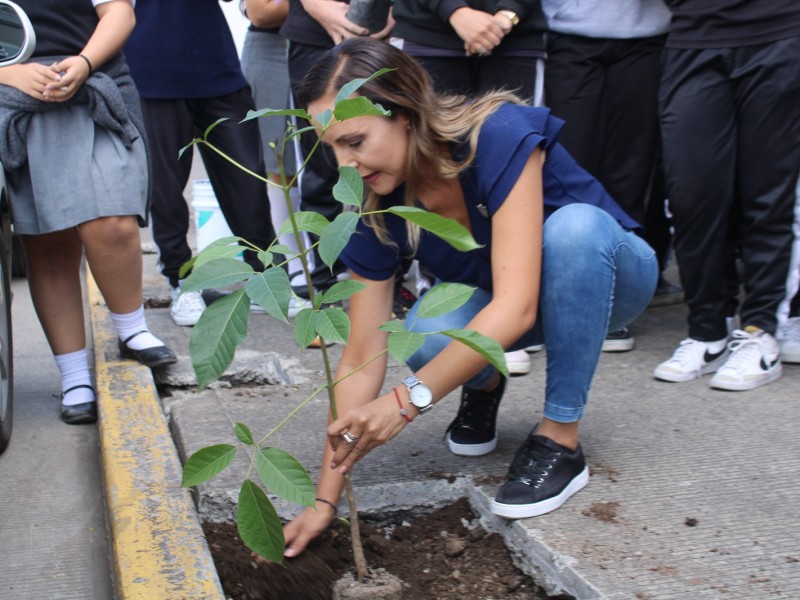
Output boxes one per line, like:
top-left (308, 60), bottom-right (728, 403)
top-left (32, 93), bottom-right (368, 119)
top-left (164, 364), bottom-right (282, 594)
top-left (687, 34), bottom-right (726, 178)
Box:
top-left (491, 432), bottom-right (589, 519)
top-left (445, 376), bottom-right (506, 456)
top-left (392, 278), bottom-right (417, 320)
top-left (602, 326), bottom-right (634, 352)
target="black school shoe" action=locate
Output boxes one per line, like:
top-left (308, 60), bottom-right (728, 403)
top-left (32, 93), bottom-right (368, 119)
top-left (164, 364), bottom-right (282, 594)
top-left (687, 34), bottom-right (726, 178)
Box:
top-left (118, 331), bottom-right (177, 368)
top-left (445, 376), bottom-right (506, 456)
top-left (491, 432), bottom-right (589, 519)
top-left (60, 384), bottom-right (97, 425)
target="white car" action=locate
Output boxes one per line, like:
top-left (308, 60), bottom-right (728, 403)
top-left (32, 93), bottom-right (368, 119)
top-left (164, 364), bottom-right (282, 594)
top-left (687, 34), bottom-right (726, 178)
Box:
top-left (0, 0), bottom-right (35, 453)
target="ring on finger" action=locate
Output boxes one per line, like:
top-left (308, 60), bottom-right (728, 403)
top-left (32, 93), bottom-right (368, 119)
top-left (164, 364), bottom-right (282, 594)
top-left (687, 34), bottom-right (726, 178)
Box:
top-left (342, 431), bottom-right (359, 444)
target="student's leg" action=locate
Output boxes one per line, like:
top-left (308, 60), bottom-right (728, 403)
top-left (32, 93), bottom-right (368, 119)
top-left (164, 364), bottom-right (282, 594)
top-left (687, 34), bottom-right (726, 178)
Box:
top-left (22, 230), bottom-right (86, 356)
top-left (195, 90), bottom-right (276, 271)
top-left (139, 98), bottom-right (195, 289)
top-left (660, 48), bottom-right (737, 342)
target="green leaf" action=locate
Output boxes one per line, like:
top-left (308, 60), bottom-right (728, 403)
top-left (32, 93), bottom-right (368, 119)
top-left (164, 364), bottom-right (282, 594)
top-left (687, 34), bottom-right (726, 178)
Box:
top-left (315, 108), bottom-right (333, 127)
top-left (193, 244), bottom-right (245, 269)
top-left (182, 258), bottom-right (255, 293)
top-left (242, 107), bottom-right (311, 122)
top-left (416, 283), bottom-right (476, 319)
top-left (181, 444), bottom-right (237, 487)
top-left (277, 210), bottom-right (330, 237)
top-left (178, 138), bottom-right (199, 160)
top-left (334, 68), bottom-right (394, 104)
top-left (255, 447), bottom-right (316, 507)
top-left (257, 249), bottom-right (272, 267)
top-left (237, 480), bottom-right (285, 563)
top-left (333, 166), bottom-right (364, 207)
top-left (190, 290), bottom-right (250, 388)
top-left (386, 206), bottom-right (482, 251)
top-left (333, 96), bottom-right (391, 121)
top-left (378, 320), bottom-right (407, 333)
top-left (386, 331), bottom-right (426, 363)
top-left (204, 117), bottom-right (229, 139)
top-left (320, 280), bottom-right (366, 304)
top-left (234, 423), bottom-right (254, 445)
top-left (293, 308), bottom-right (318, 348)
top-left (441, 328), bottom-right (508, 377)
top-left (270, 243), bottom-right (295, 256)
top-left (319, 211), bottom-right (359, 270)
top-left (245, 267), bottom-right (293, 323)
top-left (314, 307), bottom-right (350, 344)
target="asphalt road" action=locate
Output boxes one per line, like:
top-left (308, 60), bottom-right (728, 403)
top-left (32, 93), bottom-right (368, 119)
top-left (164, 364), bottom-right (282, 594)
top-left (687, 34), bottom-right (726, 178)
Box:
top-left (0, 274), bottom-right (113, 599)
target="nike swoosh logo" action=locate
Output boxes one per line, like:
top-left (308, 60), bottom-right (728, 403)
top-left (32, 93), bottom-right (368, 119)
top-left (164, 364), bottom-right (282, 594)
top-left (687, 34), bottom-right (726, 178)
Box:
top-left (704, 350), bottom-right (724, 363)
top-left (760, 356), bottom-right (780, 371)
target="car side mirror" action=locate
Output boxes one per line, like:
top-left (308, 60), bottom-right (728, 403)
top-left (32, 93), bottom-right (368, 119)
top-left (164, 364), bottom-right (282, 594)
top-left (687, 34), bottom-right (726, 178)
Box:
top-left (0, 0), bottom-right (35, 67)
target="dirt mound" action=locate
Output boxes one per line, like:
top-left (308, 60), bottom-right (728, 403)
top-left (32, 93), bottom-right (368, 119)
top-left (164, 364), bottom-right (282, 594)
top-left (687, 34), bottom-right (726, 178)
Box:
top-left (204, 497), bottom-right (569, 599)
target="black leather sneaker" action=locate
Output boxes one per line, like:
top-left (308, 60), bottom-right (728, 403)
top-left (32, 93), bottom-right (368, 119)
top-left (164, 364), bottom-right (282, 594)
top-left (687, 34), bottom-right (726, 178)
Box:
top-left (491, 432), bottom-right (589, 519)
top-left (445, 376), bottom-right (506, 456)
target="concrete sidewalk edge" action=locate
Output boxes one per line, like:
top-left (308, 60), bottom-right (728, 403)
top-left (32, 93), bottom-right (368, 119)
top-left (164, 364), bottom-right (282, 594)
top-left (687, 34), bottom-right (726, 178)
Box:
top-left (87, 269), bottom-right (224, 600)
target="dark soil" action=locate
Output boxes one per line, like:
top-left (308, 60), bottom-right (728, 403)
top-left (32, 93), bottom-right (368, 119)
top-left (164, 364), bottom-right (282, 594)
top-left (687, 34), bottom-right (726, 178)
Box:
top-left (204, 497), bottom-right (571, 600)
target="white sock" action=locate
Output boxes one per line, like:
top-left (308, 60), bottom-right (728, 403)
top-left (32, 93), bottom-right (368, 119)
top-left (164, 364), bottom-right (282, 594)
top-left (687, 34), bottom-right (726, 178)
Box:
top-left (109, 305), bottom-right (163, 350)
top-left (54, 348), bottom-right (95, 406)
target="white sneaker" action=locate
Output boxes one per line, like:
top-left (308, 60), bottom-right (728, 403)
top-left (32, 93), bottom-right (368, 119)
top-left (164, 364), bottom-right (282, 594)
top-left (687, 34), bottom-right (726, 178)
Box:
top-left (778, 316), bottom-right (800, 364)
top-left (288, 296), bottom-right (312, 318)
top-left (654, 337), bottom-right (729, 382)
top-left (710, 328), bottom-right (782, 391)
top-left (170, 288), bottom-right (206, 327)
top-left (505, 349), bottom-right (531, 375)
top-left (250, 296), bottom-right (312, 319)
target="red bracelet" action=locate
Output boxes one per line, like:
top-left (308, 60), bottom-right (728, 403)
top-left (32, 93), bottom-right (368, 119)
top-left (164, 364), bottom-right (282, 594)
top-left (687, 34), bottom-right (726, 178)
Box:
top-left (393, 387), bottom-right (413, 423)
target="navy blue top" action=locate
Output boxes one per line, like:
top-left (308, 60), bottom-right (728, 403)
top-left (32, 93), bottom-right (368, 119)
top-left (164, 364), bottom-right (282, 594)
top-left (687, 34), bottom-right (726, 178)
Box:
top-left (340, 104), bottom-right (638, 291)
top-left (124, 0), bottom-right (247, 99)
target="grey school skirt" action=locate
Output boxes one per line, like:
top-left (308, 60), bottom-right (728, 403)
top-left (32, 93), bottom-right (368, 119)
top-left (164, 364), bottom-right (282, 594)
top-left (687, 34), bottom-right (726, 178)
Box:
top-left (7, 103), bottom-right (148, 235)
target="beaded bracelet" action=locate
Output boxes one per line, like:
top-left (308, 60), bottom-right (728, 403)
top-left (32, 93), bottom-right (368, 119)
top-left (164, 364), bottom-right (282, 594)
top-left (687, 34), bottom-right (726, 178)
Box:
top-left (393, 387), bottom-right (413, 423)
top-left (315, 497), bottom-right (338, 514)
top-left (78, 54), bottom-right (93, 75)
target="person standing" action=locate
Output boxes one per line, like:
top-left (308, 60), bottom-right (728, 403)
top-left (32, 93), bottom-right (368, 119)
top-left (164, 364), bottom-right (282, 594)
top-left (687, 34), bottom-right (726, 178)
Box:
top-left (240, 0), bottom-right (310, 291)
top-left (653, 0), bottom-right (800, 390)
top-left (280, 0), bottom-right (393, 296)
top-left (542, 0), bottom-right (675, 352)
top-left (124, 0), bottom-right (278, 326)
top-left (0, 0), bottom-right (177, 425)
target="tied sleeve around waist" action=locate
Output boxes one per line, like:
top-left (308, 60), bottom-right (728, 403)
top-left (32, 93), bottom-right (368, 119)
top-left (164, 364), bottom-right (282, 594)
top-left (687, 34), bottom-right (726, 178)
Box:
top-left (0, 53), bottom-right (143, 170)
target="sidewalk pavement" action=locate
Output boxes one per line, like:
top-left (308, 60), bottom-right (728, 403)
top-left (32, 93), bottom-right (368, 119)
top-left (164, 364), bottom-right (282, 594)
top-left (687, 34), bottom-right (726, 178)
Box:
top-left (91, 235), bottom-right (800, 598)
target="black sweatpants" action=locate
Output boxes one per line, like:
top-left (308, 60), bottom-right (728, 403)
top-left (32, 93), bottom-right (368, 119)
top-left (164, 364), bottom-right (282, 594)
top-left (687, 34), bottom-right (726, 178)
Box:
top-left (544, 33), bottom-right (667, 227)
top-left (140, 88), bottom-right (275, 287)
top-left (660, 36), bottom-right (800, 339)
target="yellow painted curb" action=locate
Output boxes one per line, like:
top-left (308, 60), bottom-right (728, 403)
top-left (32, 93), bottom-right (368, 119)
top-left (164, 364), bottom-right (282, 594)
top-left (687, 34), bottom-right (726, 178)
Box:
top-left (87, 268), bottom-right (224, 600)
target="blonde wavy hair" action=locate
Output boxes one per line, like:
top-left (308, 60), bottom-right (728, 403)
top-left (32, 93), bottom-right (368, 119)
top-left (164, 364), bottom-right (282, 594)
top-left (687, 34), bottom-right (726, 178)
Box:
top-left (296, 38), bottom-right (524, 249)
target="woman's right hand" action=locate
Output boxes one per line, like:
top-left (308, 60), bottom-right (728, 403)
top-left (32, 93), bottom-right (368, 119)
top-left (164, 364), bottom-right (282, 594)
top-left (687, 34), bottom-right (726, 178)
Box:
top-left (282, 501), bottom-right (337, 557)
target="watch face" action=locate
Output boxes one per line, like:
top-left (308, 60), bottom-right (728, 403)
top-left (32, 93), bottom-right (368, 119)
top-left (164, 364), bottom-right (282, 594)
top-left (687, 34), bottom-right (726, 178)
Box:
top-left (409, 384), bottom-right (433, 408)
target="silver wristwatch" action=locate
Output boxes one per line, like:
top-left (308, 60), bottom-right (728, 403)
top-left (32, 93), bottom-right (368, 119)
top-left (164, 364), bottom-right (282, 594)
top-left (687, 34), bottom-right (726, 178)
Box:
top-left (402, 375), bottom-right (434, 414)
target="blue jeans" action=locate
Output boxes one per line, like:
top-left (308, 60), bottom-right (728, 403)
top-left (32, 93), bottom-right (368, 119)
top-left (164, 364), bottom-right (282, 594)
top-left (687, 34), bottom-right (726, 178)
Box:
top-left (406, 204), bottom-right (658, 423)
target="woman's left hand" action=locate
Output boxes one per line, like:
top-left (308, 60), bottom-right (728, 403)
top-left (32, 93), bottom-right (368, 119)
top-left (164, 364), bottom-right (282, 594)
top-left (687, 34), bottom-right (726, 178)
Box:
top-left (327, 392), bottom-right (410, 474)
top-left (43, 56), bottom-right (91, 102)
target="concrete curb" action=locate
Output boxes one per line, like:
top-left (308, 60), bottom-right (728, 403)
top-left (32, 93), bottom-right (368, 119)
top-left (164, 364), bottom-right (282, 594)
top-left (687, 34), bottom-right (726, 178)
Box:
top-left (87, 269), bottom-right (224, 600)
